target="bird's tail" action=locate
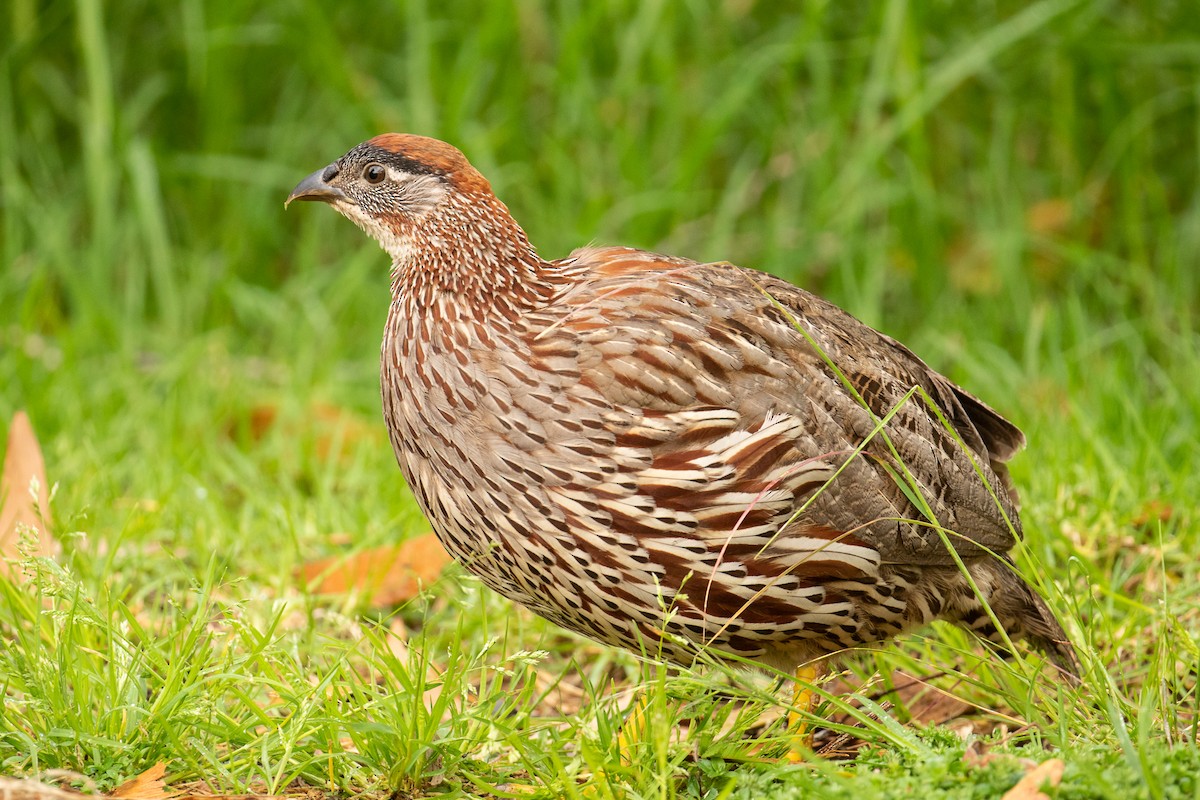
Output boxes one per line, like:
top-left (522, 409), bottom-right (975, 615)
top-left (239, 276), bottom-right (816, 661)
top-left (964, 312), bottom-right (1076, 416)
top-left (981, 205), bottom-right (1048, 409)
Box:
top-left (958, 558), bottom-right (1080, 679)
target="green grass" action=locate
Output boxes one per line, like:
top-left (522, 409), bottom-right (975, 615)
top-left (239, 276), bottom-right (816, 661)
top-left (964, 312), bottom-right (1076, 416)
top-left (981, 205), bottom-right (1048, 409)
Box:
top-left (3, 1), bottom-right (1199, 797)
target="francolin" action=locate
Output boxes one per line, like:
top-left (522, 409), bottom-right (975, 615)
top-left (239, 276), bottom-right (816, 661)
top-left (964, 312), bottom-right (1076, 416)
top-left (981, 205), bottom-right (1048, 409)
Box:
top-left (287, 134), bottom-right (1076, 750)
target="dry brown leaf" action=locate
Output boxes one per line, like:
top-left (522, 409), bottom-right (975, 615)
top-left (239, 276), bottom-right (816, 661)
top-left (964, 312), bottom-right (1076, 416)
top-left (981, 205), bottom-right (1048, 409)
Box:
top-left (232, 403), bottom-right (381, 464)
top-left (890, 671), bottom-right (972, 727)
top-left (961, 740), bottom-right (998, 768)
top-left (1026, 198), bottom-right (1072, 236)
top-left (110, 763), bottom-right (180, 800)
top-left (1, 410), bottom-right (56, 577)
top-left (825, 670), bottom-right (973, 729)
top-left (0, 777), bottom-right (86, 800)
top-left (1131, 499), bottom-right (1174, 530)
top-left (1002, 758), bottom-right (1065, 800)
top-left (244, 405), bottom-right (279, 443)
top-left (807, 669), bottom-right (1005, 758)
top-left (300, 535), bottom-right (451, 607)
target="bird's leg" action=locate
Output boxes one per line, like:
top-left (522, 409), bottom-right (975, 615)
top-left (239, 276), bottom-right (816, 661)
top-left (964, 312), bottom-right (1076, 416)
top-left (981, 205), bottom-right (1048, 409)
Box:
top-left (583, 691), bottom-right (650, 795)
top-left (786, 661), bottom-right (826, 763)
top-left (617, 691), bottom-right (650, 765)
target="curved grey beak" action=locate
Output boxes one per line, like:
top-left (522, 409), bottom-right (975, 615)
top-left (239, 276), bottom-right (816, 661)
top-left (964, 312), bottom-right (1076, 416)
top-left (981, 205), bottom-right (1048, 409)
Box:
top-left (285, 165), bottom-right (346, 208)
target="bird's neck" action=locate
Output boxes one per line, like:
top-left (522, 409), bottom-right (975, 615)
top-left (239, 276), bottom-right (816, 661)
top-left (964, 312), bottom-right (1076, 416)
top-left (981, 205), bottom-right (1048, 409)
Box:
top-left (389, 192), bottom-right (568, 321)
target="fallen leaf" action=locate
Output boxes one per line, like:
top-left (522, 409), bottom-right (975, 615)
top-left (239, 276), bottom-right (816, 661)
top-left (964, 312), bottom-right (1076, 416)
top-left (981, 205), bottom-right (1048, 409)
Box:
top-left (300, 535), bottom-right (451, 607)
top-left (826, 670), bottom-right (973, 729)
top-left (1, 411), bottom-right (56, 577)
top-left (231, 403), bottom-right (381, 464)
top-left (0, 776), bottom-right (87, 800)
top-left (1131, 499), bottom-right (1174, 530)
top-left (1025, 198), bottom-right (1072, 236)
top-left (244, 405), bottom-right (279, 443)
top-left (809, 669), bottom-right (1002, 757)
top-left (894, 672), bottom-right (972, 727)
top-left (110, 764), bottom-right (180, 800)
top-left (1001, 758), bottom-right (1065, 800)
top-left (961, 740), bottom-right (999, 768)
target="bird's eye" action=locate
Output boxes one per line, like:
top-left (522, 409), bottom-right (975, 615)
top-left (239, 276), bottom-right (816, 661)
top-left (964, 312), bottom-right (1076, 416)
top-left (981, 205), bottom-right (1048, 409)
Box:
top-left (363, 163), bottom-right (386, 184)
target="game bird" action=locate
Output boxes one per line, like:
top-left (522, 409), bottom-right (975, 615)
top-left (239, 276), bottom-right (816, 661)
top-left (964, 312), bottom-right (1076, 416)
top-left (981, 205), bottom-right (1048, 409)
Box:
top-left (287, 134), bottom-right (1076, 752)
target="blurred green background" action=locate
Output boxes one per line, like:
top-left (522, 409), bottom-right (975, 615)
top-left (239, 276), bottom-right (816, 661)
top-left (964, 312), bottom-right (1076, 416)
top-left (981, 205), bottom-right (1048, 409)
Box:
top-left (1, 0), bottom-right (1199, 790)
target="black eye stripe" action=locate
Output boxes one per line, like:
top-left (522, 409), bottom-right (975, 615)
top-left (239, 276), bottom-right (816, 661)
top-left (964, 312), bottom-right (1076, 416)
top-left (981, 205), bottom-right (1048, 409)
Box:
top-left (344, 143), bottom-right (442, 178)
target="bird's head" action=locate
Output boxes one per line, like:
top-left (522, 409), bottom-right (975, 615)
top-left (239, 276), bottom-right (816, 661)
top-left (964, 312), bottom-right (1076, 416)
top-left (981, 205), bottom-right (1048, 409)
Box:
top-left (286, 134), bottom-right (497, 263)
top-left (288, 134), bottom-right (562, 314)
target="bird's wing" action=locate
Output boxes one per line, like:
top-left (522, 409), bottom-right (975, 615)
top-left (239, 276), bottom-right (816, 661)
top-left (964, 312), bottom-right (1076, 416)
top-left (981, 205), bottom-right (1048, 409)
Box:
top-left (516, 246), bottom-right (1024, 568)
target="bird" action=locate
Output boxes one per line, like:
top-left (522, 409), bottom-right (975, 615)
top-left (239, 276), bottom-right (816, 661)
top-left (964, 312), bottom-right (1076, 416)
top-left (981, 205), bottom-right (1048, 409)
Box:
top-left (287, 134), bottom-right (1077, 750)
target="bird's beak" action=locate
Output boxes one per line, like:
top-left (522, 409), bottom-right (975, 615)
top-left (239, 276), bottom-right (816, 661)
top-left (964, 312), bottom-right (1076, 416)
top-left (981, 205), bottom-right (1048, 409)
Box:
top-left (285, 166), bottom-right (346, 208)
